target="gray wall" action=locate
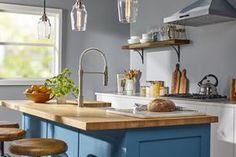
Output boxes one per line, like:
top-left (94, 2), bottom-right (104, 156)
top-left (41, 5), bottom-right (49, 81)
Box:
top-left (0, 0), bottom-right (130, 122)
top-left (130, 0), bottom-right (236, 96)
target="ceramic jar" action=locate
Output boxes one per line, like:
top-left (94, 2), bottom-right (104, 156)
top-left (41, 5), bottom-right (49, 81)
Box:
top-left (125, 79), bottom-right (135, 96)
top-left (56, 95), bottom-right (66, 104)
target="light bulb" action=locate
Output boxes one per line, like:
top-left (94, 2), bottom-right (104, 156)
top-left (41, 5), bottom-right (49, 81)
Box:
top-left (118, 0), bottom-right (138, 23)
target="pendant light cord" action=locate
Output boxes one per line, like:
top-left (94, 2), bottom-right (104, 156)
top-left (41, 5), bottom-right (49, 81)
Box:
top-left (43, 0), bottom-right (46, 15)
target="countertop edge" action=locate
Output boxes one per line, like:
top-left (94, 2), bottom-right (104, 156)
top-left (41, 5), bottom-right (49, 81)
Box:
top-left (95, 92), bottom-right (236, 108)
top-left (0, 100), bottom-right (218, 131)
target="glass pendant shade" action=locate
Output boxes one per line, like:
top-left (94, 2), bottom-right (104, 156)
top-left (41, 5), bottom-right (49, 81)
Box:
top-left (38, 0), bottom-right (51, 39)
top-left (38, 15), bottom-right (51, 39)
top-left (118, 0), bottom-right (138, 23)
top-left (71, 1), bottom-right (87, 31)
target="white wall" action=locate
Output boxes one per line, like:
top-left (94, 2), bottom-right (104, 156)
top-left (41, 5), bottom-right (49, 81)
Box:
top-left (130, 0), bottom-right (236, 96)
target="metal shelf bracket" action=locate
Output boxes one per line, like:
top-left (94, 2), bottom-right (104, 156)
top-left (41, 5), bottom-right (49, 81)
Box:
top-left (171, 45), bottom-right (181, 63)
top-left (134, 49), bottom-right (144, 64)
top-left (132, 45), bottom-right (181, 64)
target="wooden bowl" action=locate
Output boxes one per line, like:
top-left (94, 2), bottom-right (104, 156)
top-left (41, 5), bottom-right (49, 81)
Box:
top-left (24, 93), bottom-right (52, 103)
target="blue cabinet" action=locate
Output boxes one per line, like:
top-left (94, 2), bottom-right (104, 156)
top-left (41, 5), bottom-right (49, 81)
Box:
top-left (79, 130), bottom-right (126, 157)
top-left (48, 122), bottom-right (80, 157)
top-left (125, 125), bottom-right (210, 157)
top-left (23, 114), bottom-right (79, 157)
top-left (22, 114), bottom-right (211, 157)
top-left (22, 114), bottom-right (47, 138)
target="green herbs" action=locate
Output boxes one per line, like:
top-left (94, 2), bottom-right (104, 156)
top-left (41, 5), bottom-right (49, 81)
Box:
top-left (44, 69), bottom-right (79, 98)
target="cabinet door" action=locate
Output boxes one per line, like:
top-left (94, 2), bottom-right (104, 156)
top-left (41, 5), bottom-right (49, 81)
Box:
top-left (47, 121), bottom-right (80, 157)
top-left (22, 114), bottom-right (47, 138)
top-left (206, 106), bottom-right (234, 157)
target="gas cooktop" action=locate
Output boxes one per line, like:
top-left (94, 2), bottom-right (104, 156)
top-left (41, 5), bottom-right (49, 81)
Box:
top-left (163, 93), bottom-right (227, 100)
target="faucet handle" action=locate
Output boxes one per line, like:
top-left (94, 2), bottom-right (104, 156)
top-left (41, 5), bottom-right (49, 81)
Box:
top-left (104, 66), bottom-right (108, 86)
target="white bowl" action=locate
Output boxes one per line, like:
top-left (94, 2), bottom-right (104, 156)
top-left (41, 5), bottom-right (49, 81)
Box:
top-left (140, 39), bottom-right (153, 44)
top-left (130, 36), bottom-right (140, 40)
top-left (128, 39), bottom-right (140, 44)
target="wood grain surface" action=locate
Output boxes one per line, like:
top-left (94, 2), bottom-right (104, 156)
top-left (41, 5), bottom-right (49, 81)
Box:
top-left (0, 100), bottom-right (218, 131)
top-left (0, 128), bottom-right (25, 141)
top-left (230, 79), bottom-right (236, 101)
top-left (66, 100), bottom-right (111, 107)
top-left (179, 69), bottom-right (188, 94)
top-left (171, 64), bottom-right (181, 94)
top-left (0, 121), bottom-right (19, 128)
top-left (9, 138), bottom-right (67, 156)
top-left (122, 39), bottom-right (190, 50)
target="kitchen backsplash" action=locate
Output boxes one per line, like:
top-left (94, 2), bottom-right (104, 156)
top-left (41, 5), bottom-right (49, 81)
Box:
top-left (130, 0), bottom-right (236, 96)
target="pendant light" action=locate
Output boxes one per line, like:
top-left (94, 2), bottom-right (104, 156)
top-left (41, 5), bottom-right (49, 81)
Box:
top-left (38, 0), bottom-right (51, 39)
top-left (71, 0), bottom-right (87, 31)
top-left (118, 0), bottom-right (138, 23)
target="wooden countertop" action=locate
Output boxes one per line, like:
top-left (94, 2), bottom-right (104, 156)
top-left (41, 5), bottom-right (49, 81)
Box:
top-left (0, 100), bottom-right (218, 131)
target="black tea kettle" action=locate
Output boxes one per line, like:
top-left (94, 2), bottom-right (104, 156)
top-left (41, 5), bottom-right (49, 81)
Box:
top-left (198, 74), bottom-right (219, 96)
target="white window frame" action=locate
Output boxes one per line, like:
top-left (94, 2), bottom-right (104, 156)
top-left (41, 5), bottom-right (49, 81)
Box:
top-left (0, 3), bottom-right (62, 86)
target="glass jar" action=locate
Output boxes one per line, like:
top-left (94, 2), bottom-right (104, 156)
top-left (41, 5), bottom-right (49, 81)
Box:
top-left (160, 87), bottom-right (169, 96)
top-left (176, 25), bottom-right (187, 40)
top-left (140, 86), bottom-right (147, 97)
top-left (167, 25), bottom-right (176, 40)
top-left (118, 0), bottom-right (138, 23)
top-left (146, 86), bottom-right (151, 97)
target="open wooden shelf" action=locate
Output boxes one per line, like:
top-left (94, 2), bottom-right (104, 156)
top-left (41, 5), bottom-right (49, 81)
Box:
top-left (122, 39), bottom-right (190, 50)
top-left (121, 39), bottom-right (191, 64)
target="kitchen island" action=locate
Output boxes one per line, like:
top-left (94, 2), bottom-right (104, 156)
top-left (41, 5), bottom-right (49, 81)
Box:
top-left (0, 100), bottom-right (218, 157)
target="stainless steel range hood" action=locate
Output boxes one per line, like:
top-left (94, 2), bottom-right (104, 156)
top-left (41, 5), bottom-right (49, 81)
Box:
top-left (164, 0), bottom-right (236, 26)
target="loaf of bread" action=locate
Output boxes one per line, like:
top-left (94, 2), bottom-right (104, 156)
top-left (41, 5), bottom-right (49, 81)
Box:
top-left (148, 99), bottom-right (176, 112)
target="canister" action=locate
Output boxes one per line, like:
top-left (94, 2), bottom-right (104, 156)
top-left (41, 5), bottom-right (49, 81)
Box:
top-left (160, 87), bottom-right (169, 96)
top-left (140, 86), bottom-right (147, 97)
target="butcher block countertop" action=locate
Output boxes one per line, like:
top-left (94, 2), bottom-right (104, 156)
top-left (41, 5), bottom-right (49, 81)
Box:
top-left (0, 100), bottom-right (218, 131)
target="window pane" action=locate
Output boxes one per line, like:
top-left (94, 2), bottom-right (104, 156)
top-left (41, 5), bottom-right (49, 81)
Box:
top-left (0, 45), bottom-right (54, 79)
top-left (0, 12), bottom-right (55, 44)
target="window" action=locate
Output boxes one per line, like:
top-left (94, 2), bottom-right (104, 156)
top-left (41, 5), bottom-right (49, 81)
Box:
top-left (0, 3), bottom-right (62, 85)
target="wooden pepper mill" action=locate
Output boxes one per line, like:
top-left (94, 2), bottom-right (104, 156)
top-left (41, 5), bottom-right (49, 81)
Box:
top-left (230, 79), bottom-right (236, 101)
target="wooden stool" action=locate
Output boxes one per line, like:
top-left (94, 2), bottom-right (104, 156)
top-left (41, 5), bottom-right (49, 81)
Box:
top-left (9, 138), bottom-right (68, 157)
top-left (0, 121), bottom-right (19, 128)
top-left (0, 128), bottom-right (25, 157)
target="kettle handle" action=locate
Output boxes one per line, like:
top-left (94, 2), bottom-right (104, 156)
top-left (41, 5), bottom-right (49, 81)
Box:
top-left (198, 74), bottom-right (219, 87)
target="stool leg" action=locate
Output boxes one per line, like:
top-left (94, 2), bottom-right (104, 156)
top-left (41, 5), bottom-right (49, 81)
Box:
top-left (0, 142), bottom-right (4, 156)
top-left (0, 142), bottom-right (11, 157)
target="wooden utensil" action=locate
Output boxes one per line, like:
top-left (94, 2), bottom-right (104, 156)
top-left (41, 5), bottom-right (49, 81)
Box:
top-left (230, 79), bottom-right (236, 101)
top-left (171, 64), bottom-right (181, 94)
top-left (179, 69), bottom-right (188, 94)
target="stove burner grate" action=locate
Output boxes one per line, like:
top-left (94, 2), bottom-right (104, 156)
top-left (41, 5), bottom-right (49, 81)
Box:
top-left (163, 94), bottom-right (227, 100)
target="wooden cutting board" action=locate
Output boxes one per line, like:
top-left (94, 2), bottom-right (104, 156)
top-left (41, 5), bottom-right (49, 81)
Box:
top-left (179, 69), bottom-right (188, 94)
top-left (230, 79), bottom-right (236, 101)
top-left (171, 64), bottom-right (181, 94)
top-left (61, 100), bottom-right (111, 108)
